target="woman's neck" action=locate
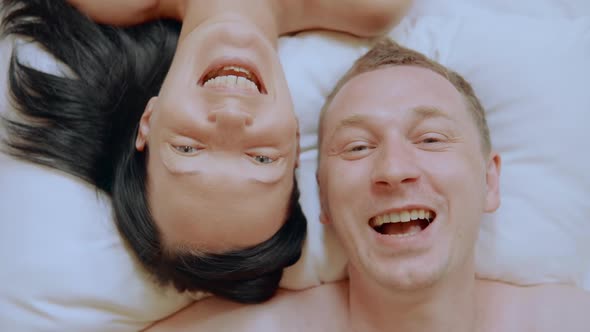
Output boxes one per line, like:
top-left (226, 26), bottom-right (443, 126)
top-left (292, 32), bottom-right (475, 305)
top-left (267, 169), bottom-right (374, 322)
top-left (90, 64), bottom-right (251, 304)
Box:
top-left (177, 0), bottom-right (285, 48)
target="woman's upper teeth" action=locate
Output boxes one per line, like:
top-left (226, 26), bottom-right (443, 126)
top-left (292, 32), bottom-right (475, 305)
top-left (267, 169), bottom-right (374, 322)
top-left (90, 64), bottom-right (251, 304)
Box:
top-left (203, 65), bottom-right (260, 92)
top-left (370, 209), bottom-right (434, 227)
top-left (203, 75), bottom-right (258, 92)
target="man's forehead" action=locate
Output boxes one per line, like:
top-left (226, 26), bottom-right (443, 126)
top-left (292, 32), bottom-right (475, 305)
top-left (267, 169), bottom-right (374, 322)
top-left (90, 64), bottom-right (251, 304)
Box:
top-left (335, 106), bottom-right (454, 126)
top-left (326, 66), bottom-right (463, 119)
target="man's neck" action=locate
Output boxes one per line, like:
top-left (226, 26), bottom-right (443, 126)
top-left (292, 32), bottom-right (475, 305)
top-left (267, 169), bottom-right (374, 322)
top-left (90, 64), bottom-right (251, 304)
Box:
top-left (177, 0), bottom-right (293, 47)
top-left (347, 259), bottom-right (479, 332)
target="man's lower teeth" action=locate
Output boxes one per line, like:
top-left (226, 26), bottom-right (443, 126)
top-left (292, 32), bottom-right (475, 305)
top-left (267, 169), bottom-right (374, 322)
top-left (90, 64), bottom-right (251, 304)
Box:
top-left (392, 226), bottom-right (422, 237)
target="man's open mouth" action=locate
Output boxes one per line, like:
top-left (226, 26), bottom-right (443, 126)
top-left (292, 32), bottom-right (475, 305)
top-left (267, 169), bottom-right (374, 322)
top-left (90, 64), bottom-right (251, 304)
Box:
top-left (199, 64), bottom-right (266, 94)
top-left (369, 209), bottom-right (436, 237)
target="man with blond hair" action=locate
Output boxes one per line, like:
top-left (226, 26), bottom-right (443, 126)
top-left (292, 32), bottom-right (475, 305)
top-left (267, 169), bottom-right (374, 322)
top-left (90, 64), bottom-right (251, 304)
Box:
top-left (147, 39), bottom-right (590, 332)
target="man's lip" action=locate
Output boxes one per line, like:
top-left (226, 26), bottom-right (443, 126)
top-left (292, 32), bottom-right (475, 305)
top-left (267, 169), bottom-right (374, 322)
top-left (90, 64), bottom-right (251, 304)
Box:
top-left (369, 205), bottom-right (437, 224)
top-left (370, 210), bottom-right (440, 250)
top-left (198, 57), bottom-right (267, 94)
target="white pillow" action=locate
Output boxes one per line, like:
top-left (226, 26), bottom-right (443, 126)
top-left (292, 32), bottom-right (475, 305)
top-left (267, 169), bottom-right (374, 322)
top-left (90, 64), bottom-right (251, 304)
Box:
top-left (278, 33), bottom-right (369, 288)
top-left (393, 11), bottom-right (590, 287)
top-left (407, 0), bottom-right (590, 18)
top-left (2, 2), bottom-right (589, 331)
top-left (281, 8), bottom-right (590, 289)
top-left (0, 36), bottom-right (192, 332)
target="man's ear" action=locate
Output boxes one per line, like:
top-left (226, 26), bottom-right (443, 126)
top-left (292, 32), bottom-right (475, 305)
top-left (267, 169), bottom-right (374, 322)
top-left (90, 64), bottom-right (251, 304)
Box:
top-left (135, 97), bottom-right (157, 152)
top-left (484, 152), bottom-right (501, 213)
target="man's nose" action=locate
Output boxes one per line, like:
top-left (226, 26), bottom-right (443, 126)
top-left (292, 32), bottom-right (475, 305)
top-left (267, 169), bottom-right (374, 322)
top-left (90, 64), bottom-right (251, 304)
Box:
top-left (207, 108), bottom-right (253, 129)
top-left (371, 141), bottom-right (420, 191)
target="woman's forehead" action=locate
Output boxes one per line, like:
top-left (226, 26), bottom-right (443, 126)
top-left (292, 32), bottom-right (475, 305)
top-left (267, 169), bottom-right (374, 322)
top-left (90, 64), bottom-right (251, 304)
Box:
top-left (147, 166), bottom-right (293, 251)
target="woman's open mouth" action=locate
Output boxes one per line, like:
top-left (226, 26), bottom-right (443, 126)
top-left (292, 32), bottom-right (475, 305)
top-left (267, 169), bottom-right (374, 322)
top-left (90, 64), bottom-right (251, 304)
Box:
top-left (369, 209), bottom-right (436, 237)
top-left (199, 63), bottom-right (266, 94)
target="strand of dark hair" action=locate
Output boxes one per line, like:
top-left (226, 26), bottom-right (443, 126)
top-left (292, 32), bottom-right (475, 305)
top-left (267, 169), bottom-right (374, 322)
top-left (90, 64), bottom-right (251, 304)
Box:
top-left (1, 0), bottom-right (307, 304)
top-left (1, 0), bottom-right (180, 193)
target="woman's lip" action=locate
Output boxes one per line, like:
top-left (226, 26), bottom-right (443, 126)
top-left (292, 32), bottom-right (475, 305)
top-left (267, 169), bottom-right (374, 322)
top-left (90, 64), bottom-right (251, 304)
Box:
top-left (198, 57), bottom-right (267, 94)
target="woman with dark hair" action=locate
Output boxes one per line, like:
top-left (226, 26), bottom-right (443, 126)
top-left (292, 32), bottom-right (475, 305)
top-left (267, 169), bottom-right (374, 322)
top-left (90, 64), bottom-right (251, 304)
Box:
top-left (1, 0), bottom-right (411, 303)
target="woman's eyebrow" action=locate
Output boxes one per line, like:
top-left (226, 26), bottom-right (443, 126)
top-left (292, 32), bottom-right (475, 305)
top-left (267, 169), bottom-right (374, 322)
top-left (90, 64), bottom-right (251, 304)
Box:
top-left (160, 148), bottom-right (288, 182)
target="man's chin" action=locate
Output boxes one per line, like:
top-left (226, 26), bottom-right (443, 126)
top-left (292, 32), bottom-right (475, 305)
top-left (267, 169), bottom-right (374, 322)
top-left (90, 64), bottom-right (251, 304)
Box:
top-left (367, 262), bottom-right (449, 292)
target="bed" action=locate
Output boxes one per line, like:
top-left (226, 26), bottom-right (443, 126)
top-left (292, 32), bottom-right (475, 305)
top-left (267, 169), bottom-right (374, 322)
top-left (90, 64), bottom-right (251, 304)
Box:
top-left (1, 0), bottom-right (589, 331)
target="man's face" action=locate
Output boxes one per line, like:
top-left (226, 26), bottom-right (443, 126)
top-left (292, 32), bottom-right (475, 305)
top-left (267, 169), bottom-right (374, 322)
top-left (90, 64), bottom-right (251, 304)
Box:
top-left (318, 66), bottom-right (500, 290)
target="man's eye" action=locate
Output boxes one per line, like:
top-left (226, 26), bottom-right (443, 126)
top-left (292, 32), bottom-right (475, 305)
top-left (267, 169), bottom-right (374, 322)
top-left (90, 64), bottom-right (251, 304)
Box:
top-left (348, 145), bottom-right (369, 152)
top-left (422, 137), bottom-right (441, 144)
top-left (418, 133), bottom-right (447, 144)
top-left (339, 142), bottom-right (374, 160)
top-left (252, 155), bottom-right (276, 164)
top-left (345, 144), bottom-right (372, 153)
top-left (173, 145), bottom-right (198, 154)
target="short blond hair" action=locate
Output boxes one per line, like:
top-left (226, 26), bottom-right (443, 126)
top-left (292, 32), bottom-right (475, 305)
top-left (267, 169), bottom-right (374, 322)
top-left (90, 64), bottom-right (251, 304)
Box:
top-left (319, 38), bottom-right (491, 154)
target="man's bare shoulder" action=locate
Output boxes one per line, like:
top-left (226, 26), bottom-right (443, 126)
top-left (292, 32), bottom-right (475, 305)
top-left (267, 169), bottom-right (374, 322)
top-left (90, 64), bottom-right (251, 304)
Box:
top-left (525, 283), bottom-right (590, 331)
top-left (477, 279), bottom-right (590, 332)
top-left (145, 282), bottom-right (348, 332)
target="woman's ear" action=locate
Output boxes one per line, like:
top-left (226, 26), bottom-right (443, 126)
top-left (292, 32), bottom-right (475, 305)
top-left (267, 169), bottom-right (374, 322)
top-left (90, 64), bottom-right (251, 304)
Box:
top-left (295, 126), bottom-right (301, 169)
top-left (135, 97), bottom-right (157, 151)
top-left (319, 210), bottom-right (331, 225)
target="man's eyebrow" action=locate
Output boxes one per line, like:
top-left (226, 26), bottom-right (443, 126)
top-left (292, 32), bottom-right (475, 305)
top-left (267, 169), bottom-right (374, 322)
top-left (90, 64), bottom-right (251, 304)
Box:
top-left (330, 106), bottom-right (452, 132)
top-left (332, 113), bottom-right (371, 132)
top-left (323, 113), bottom-right (368, 144)
top-left (411, 106), bottom-right (453, 122)
top-left (336, 114), bottom-right (369, 130)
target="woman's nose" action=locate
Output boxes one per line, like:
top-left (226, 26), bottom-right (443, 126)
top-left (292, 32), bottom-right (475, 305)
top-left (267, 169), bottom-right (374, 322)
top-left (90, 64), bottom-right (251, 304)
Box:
top-left (207, 108), bottom-right (253, 129)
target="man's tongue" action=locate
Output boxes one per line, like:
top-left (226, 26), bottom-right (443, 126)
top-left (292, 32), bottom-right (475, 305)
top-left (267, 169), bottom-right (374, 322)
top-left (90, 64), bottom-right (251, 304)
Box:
top-left (379, 220), bottom-right (428, 236)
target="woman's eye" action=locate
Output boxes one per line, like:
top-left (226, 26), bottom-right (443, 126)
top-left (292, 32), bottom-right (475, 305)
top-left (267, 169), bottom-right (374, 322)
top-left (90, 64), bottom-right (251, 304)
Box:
top-left (252, 155), bottom-right (276, 164)
top-left (173, 145), bottom-right (198, 154)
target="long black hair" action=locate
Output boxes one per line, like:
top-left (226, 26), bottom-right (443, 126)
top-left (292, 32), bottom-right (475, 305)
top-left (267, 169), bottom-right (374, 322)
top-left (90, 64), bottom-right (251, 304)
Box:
top-left (1, 0), bottom-right (306, 303)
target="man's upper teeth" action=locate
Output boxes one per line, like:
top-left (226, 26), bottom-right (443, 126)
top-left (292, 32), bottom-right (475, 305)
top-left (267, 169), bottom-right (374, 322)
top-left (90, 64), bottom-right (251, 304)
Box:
top-left (371, 209), bottom-right (433, 227)
top-left (203, 73), bottom-right (258, 92)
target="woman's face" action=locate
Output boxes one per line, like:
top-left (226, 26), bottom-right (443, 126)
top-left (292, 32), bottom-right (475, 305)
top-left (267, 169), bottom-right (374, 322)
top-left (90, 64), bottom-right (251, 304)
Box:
top-left (135, 16), bottom-right (299, 252)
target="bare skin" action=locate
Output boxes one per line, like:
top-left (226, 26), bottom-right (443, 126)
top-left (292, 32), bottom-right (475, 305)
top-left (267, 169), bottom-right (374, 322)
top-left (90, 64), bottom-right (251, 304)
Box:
top-left (61, 0), bottom-right (413, 254)
top-left (68, 0), bottom-right (412, 38)
top-left (66, 3), bottom-right (590, 330)
top-left (144, 279), bottom-right (590, 332)
top-left (145, 64), bottom-right (590, 332)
